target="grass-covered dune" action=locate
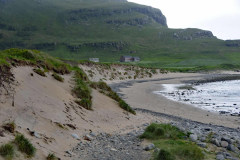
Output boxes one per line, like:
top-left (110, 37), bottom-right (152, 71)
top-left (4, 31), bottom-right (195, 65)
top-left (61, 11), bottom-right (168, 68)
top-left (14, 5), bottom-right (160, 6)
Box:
top-left (0, 0), bottom-right (240, 68)
top-left (0, 48), bottom-right (135, 114)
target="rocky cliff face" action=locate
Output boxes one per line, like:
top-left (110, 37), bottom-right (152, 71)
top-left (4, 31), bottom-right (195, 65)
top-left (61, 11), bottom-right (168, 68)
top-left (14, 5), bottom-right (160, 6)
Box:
top-left (173, 30), bottom-right (215, 40)
top-left (66, 6), bottom-right (167, 27)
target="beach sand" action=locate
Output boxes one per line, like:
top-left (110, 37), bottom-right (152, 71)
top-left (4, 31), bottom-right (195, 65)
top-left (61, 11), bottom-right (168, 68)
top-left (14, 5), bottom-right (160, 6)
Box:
top-left (115, 73), bottom-right (240, 128)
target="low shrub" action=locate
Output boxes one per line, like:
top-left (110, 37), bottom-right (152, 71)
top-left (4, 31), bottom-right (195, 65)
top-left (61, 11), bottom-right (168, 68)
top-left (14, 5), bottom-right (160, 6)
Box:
top-left (119, 100), bottom-right (136, 115)
top-left (3, 121), bottom-right (16, 133)
top-left (90, 81), bottom-right (135, 114)
top-left (157, 149), bottom-right (175, 160)
top-left (52, 73), bottom-right (64, 82)
top-left (14, 134), bottom-right (36, 157)
top-left (0, 143), bottom-right (14, 159)
top-left (73, 79), bottom-right (92, 100)
top-left (33, 68), bottom-right (46, 77)
top-left (140, 123), bottom-right (185, 140)
top-left (47, 153), bottom-right (57, 160)
top-left (75, 98), bottom-right (92, 110)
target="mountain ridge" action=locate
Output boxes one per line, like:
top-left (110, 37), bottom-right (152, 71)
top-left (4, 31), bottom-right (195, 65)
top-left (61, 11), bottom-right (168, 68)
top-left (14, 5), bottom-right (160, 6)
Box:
top-left (0, 0), bottom-right (239, 68)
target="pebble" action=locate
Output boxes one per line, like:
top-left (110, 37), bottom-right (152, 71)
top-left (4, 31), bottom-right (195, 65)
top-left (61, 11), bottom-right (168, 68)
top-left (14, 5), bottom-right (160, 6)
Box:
top-left (72, 130), bottom-right (150, 160)
top-left (197, 142), bottom-right (207, 148)
top-left (72, 133), bottom-right (80, 140)
top-left (220, 141), bottom-right (229, 148)
top-left (190, 134), bottom-right (198, 142)
top-left (144, 143), bottom-right (155, 151)
top-left (216, 154), bottom-right (225, 160)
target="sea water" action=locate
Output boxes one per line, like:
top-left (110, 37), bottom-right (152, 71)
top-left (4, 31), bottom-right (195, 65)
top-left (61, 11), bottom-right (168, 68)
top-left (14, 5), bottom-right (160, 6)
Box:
top-left (154, 80), bottom-right (240, 115)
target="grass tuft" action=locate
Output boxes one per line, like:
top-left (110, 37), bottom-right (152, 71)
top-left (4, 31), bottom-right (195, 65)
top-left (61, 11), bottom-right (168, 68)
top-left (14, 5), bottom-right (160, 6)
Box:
top-left (157, 149), bottom-right (175, 160)
top-left (140, 123), bottom-right (186, 140)
top-left (72, 68), bottom-right (92, 110)
top-left (141, 123), bottom-right (204, 160)
top-left (14, 134), bottom-right (36, 157)
top-left (47, 153), bottom-right (57, 160)
top-left (33, 68), bottom-right (46, 77)
top-left (90, 81), bottom-right (136, 114)
top-left (0, 143), bottom-right (14, 160)
top-left (52, 72), bottom-right (64, 82)
top-left (75, 98), bottom-right (92, 110)
top-left (3, 121), bottom-right (16, 133)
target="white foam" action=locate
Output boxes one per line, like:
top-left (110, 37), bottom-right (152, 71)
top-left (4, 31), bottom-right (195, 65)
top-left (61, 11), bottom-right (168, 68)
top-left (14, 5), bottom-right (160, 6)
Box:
top-left (154, 80), bottom-right (240, 114)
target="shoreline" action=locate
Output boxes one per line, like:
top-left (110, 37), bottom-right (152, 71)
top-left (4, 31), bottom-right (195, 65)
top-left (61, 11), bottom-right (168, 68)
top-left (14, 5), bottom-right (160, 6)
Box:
top-left (109, 73), bottom-right (240, 129)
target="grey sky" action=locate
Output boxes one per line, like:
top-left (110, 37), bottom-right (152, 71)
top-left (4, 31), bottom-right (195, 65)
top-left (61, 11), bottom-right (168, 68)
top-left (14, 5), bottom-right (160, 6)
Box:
top-left (128, 0), bottom-right (240, 40)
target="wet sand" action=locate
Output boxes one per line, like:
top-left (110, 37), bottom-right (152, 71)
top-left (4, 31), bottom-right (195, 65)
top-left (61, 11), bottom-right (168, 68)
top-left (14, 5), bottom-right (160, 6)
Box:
top-left (110, 73), bottom-right (240, 128)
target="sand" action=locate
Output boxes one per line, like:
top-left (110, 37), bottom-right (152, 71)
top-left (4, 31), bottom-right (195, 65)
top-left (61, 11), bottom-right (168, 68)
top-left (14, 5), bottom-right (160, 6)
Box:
top-left (1, 66), bottom-right (240, 160)
top-left (116, 72), bottom-right (240, 128)
top-left (0, 66), bottom-right (163, 160)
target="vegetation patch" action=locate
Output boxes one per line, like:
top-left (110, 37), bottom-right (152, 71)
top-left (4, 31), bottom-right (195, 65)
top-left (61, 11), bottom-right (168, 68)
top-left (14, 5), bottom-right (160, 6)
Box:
top-left (141, 123), bottom-right (204, 160)
top-left (33, 68), bottom-right (46, 77)
top-left (90, 81), bottom-right (136, 114)
top-left (52, 72), bottom-right (64, 82)
top-left (2, 121), bottom-right (16, 133)
top-left (47, 153), bottom-right (57, 160)
top-left (75, 98), bottom-right (92, 110)
top-left (0, 49), bottom-right (71, 74)
top-left (72, 68), bottom-right (92, 110)
top-left (14, 134), bottom-right (36, 157)
top-left (0, 143), bottom-right (14, 160)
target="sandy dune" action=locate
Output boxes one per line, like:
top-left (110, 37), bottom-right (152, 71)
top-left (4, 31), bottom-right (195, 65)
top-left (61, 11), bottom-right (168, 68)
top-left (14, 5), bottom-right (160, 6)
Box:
top-left (0, 66), bottom-right (158, 160)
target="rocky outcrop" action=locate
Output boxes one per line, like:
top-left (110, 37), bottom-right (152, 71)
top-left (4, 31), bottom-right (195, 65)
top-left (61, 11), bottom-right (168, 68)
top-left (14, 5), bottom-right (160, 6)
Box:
top-left (66, 6), bottom-right (167, 27)
top-left (67, 41), bottom-right (128, 52)
top-left (106, 18), bottom-right (151, 26)
top-left (225, 40), bottom-right (240, 47)
top-left (173, 30), bottom-right (214, 40)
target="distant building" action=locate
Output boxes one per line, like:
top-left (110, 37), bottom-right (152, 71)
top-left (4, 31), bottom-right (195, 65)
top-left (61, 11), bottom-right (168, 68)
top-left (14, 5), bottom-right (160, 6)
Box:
top-left (89, 58), bottom-right (99, 62)
top-left (120, 56), bottom-right (140, 62)
top-left (132, 57), bottom-right (140, 62)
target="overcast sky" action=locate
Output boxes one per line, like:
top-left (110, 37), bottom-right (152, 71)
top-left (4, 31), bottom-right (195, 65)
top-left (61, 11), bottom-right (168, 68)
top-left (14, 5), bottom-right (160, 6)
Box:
top-left (128, 0), bottom-right (240, 40)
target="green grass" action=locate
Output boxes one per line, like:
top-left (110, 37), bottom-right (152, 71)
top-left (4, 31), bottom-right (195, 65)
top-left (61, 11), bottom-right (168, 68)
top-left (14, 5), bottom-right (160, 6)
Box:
top-left (140, 123), bottom-right (186, 140)
top-left (156, 149), bottom-right (175, 160)
top-left (141, 123), bottom-right (204, 160)
top-left (14, 134), bottom-right (36, 157)
top-left (0, 48), bottom-right (71, 74)
top-left (72, 67), bottom-right (92, 110)
top-left (47, 153), bottom-right (57, 160)
top-left (0, 0), bottom-right (240, 69)
top-left (33, 68), bottom-right (46, 77)
top-left (90, 81), bottom-right (136, 114)
top-left (75, 98), bottom-right (92, 110)
top-left (52, 72), bottom-right (64, 82)
top-left (0, 143), bottom-right (14, 160)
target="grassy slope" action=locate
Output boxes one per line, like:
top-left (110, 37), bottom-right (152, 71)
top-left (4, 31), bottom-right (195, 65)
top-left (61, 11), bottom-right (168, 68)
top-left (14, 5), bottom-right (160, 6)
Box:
top-left (0, 0), bottom-right (240, 68)
top-left (0, 48), bottom-right (135, 114)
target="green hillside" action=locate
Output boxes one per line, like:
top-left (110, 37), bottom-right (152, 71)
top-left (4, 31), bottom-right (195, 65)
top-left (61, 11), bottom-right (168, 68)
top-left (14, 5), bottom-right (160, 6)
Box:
top-left (0, 0), bottom-right (240, 68)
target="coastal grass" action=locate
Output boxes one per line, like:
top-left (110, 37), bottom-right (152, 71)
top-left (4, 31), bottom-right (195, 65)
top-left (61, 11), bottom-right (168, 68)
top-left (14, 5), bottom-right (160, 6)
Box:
top-left (75, 98), bottom-right (92, 110)
top-left (3, 121), bottom-right (16, 133)
top-left (0, 48), bottom-right (136, 114)
top-left (14, 134), bottom-right (36, 157)
top-left (140, 123), bottom-right (186, 140)
top-left (90, 81), bottom-right (136, 114)
top-left (33, 68), bottom-right (46, 77)
top-left (47, 153), bottom-right (57, 160)
top-left (141, 123), bottom-right (204, 160)
top-left (72, 67), bottom-right (92, 110)
top-left (52, 72), bottom-right (64, 82)
top-left (0, 143), bottom-right (14, 160)
top-left (0, 48), bottom-right (71, 74)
